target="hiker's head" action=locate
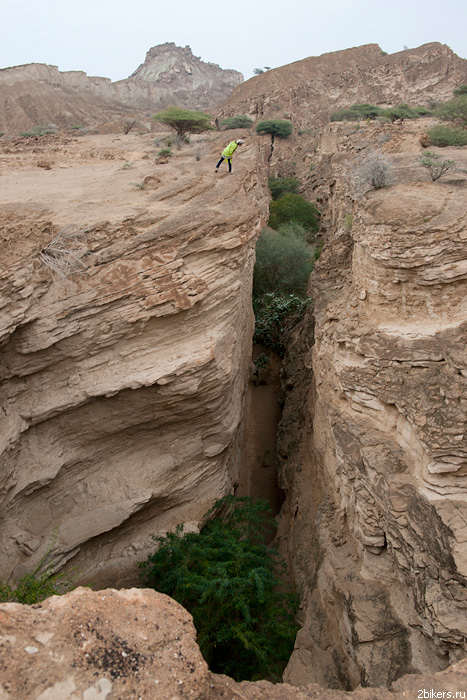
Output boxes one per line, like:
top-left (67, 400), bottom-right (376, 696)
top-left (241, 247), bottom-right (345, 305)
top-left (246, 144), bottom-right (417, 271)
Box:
top-left (235, 139), bottom-right (244, 145)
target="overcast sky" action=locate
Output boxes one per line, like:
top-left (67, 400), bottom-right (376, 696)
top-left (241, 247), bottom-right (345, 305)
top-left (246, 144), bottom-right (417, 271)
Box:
top-left (1, 0), bottom-right (466, 82)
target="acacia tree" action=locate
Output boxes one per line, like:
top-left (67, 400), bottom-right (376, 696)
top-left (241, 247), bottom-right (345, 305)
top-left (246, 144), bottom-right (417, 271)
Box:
top-left (152, 106), bottom-right (213, 143)
top-left (255, 119), bottom-right (293, 145)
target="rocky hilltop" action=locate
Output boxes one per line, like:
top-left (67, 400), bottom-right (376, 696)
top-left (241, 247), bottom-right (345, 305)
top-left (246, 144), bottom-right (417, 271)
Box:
top-left (0, 129), bottom-right (267, 587)
top-left (130, 42), bottom-right (243, 109)
top-left (216, 42), bottom-right (467, 128)
top-left (0, 43), bottom-right (243, 133)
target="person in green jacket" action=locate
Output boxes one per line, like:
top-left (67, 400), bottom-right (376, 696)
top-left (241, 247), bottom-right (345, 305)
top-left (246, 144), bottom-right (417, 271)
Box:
top-left (215, 139), bottom-right (244, 173)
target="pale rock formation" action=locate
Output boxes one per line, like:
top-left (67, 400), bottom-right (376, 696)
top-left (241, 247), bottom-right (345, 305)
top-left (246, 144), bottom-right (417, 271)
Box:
top-left (1, 586), bottom-right (467, 699)
top-left (277, 121), bottom-right (467, 689)
top-left (130, 43), bottom-right (243, 110)
top-left (0, 131), bottom-right (267, 587)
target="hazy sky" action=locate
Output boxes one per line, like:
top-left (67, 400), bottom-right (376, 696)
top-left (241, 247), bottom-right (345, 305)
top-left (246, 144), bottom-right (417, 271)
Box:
top-left (1, 0), bottom-right (466, 82)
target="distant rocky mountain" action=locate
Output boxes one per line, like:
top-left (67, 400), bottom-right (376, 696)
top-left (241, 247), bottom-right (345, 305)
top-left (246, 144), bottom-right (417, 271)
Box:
top-left (130, 43), bottom-right (243, 110)
top-left (0, 43), bottom-right (243, 133)
top-left (216, 42), bottom-right (467, 128)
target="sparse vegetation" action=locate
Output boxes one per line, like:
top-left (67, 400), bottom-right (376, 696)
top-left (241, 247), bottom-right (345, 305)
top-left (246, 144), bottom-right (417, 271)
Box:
top-left (453, 85), bottom-right (467, 96)
top-left (20, 125), bottom-right (57, 137)
top-left (343, 214), bottom-right (353, 231)
top-left (381, 103), bottom-right (425, 122)
top-left (415, 151), bottom-right (456, 181)
top-left (39, 224), bottom-right (90, 281)
top-left (426, 125), bottom-right (467, 147)
top-left (0, 538), bottom-right (74, 604)
top-left (123, 119), bottom-right (137, 134)
top-left (152, 106), bottom-right (213, 144)
top-left (350, 151), bottom-right (393, 197)
top-left (0, 569), bottom-right (69, 604)
top-left (132, 181), bottom-right (146, 189)
top-left (253, 292), bottom-right (311, 355)
top-left (331, 103), bottom-right (383, 122)
top-left (139, 496), bottom-right (298, 681)
top-left (331, 102), bottom-right (432, 123)
top-left (435, 95), bottom-right (467, 128)
top-left (220, 115), bottom-right (253, 130)
top-left (158, 148), bottom-right (172, 158)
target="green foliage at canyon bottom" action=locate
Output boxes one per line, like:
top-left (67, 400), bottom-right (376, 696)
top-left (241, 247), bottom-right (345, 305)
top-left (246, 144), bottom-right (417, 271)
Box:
top-left (139, 496), bottom-right (298, 681)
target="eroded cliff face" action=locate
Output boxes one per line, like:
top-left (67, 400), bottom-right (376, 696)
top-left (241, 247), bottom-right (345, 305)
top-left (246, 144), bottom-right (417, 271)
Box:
top-left (216, 42), bottom-right (467, 129)
top-left (277, 122), bottom-right (467, 688)
top-left (0, 130), bottom-right (267, 587)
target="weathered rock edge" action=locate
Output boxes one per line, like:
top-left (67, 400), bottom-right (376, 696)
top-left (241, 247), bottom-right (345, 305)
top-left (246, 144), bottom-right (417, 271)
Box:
top-left (1, 587), bottom-right (467, 700)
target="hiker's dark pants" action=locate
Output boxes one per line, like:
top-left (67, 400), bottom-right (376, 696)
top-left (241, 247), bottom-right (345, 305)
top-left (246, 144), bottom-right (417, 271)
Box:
top-left (216, 156), bottom-right (232, 172)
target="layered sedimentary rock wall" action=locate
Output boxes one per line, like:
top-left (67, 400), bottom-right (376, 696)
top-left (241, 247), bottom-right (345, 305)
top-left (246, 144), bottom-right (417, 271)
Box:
top-left (277, 122), bottom-right (467, 688)
top-left (0, 130), bottom-right (267, 587)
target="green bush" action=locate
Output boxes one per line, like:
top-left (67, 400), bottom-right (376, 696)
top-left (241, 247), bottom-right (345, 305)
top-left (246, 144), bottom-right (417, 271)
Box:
top-left (453, 85), bottom-right (467, 96)
top-left (268, 176), bottom-right (299, 200)
top-left (435, 96), bottom-right (467, 128)
top-left (269, 193), bottom-right (320, 233)
top-left (253, 227), bottom-right (313, 298)
top-left (158, 148), bottom-right (172, 157)
top-left (330, 103), bottom-right (383, 122)
top-left (253, 292), bottom-right (311, 355)
top-left (19, 125), bottom-right (57, 137)
top-left (427, 125), bottom-right (467, 147)
top-left (0, 560), bottom-right (71, 604)
top-left (139, 496), bottom-right (298, 681)
top-left (381, 103), bottom-right (420, 122)
top-left (277, 221), bottom-right (314, 243)
top-left (255, 119), bottom-right (293, 141)
top-left (220, 115), bottom-right (253, 129)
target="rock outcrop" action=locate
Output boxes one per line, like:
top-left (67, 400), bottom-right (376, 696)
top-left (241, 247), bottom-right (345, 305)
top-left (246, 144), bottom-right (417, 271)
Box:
top-left (276, 120), bottom-right (467, 689)
top-left (0, 130), bottom-right (267, 587)
top-left (0, 44), bottom-right (243, 133)
top-left (130, 43), bottom-right (243, 110)
top-left (216, 42), bottom-right (467, 129)
top-left (1, 586), bottom-right (467, 699)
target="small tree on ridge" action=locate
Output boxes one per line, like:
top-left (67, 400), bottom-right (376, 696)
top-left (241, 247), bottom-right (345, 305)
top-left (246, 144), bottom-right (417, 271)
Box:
top-left (256, 119), bottom-right (293, 145)
top-left (153, 106), bottom-right (213, 144)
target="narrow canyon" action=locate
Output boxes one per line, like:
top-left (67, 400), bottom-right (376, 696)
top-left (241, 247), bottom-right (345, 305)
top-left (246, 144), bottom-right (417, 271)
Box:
top-left (1, 41), bottom-right (467, 699)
